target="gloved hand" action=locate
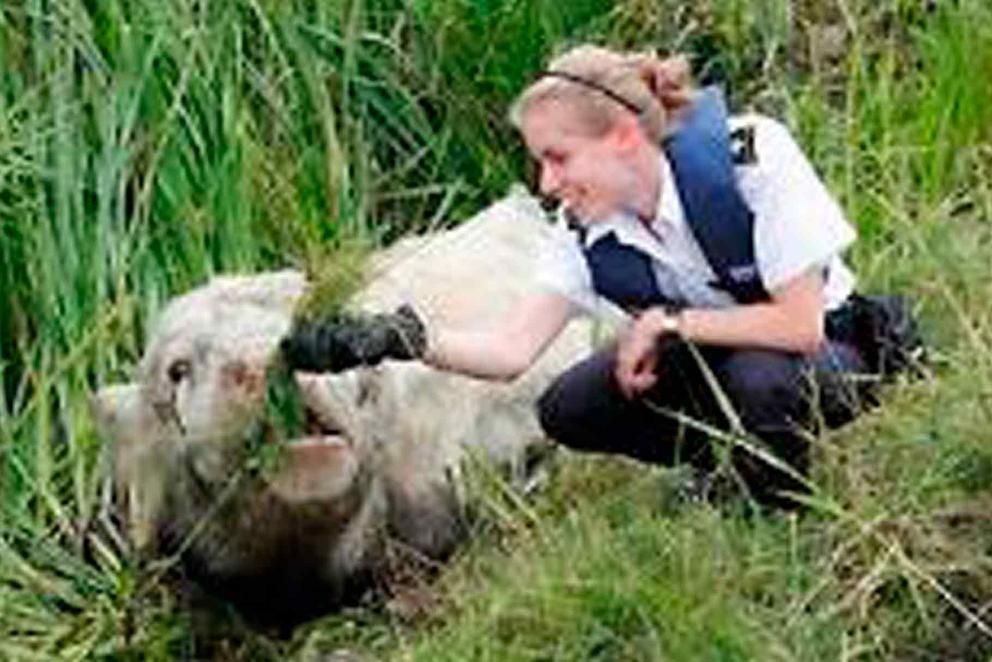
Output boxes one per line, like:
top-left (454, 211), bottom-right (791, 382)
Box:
top-left (279, 304), bottom-right (428, 373)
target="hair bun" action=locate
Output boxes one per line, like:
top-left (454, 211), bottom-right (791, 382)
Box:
top-left (638, 54), bottom-right (693, 111)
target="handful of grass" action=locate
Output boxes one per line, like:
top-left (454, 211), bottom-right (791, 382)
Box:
top-left (242, 363), bottom-right (304, 476)
top-left (294, 239), bottom-right (371, 322)
top-left (247, 238), bottom-right (372, 473)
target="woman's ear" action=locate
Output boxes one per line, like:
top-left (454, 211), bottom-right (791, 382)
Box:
top-left (609, 113), bottom-right (650, 153)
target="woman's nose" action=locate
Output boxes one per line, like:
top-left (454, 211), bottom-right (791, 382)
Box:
top-left (539, 162), bottom-right (561, 196)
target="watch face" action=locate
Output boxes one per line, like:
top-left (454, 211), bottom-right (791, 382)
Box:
top-left (662, 313), bottom-right (681, 336)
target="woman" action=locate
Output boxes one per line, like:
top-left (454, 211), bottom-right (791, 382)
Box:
top-left (282, 44), bottom-right (873, 507)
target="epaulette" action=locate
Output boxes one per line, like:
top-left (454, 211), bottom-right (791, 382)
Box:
top-left (730, 125), bottom-right (757, 165)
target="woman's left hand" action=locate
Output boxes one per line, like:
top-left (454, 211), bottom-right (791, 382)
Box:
top-left (615, 310), bottom-right (666, 398)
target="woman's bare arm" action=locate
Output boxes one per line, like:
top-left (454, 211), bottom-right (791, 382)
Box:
top-left (615, 268), bottom-right (827, 397)
top-left (425, 291), bottom-right (575, 381)
top-left (676, 269), bottom-right (826, 354)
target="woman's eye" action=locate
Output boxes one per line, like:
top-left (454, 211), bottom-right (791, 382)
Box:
top-left (167, 359), bottom-right (191, 384)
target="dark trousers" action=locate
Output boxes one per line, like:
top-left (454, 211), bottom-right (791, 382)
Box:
top-left (537, 335), bottom-right (868, 506)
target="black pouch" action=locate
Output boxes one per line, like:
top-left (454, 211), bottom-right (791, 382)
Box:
top-left (827, 293), bottom-right (927, 378)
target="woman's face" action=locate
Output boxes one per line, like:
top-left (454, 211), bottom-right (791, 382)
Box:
top-left (521, 99), bottom-right (641, 223)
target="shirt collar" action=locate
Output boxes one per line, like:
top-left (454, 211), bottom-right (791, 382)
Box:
top-left (655, 152), bottom-right (684, 229)
top-left (578, 211), bottom-right (626, 248)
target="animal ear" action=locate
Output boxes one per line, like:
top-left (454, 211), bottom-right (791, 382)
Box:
top-left (91, 383), bottom-right (170, 551)
top-left (91, 383), bottom-right (154, 445)
top-left (208, 270), bottom-right (306, 312)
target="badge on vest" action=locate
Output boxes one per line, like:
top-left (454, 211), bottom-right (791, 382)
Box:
top-left (730, 125), bottom-right (757, 165)
top-left (728, 264), bottom-right (760, 282)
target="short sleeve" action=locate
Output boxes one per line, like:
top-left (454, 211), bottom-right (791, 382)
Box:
top-left (742, 117), bottom-right (857, 292)
top-left (535, 223), bottom-right (599, 314)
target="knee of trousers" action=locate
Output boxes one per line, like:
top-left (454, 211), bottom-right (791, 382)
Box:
top-left (536, 378), bottom-right (568, 441)
top-left (717, 350), bottom-right (806, 429)
top-left (535, 371), bottom-right (603, 448)
top-left (535, 349), bottom-right (620, 450)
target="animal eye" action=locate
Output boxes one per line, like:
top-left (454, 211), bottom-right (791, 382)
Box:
top-left (167, 359), bottom-right (191, 384)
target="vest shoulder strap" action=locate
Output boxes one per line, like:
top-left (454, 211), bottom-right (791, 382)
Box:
top-left (662, 87), bottom-right (769, 303)
top-left (583, 231), bottom-right (678, 313)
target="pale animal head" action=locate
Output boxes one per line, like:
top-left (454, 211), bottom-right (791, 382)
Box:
top-left (91, 271), bottom-right (368, 550)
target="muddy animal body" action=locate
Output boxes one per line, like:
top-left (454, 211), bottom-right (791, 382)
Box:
top-left (93, 190), bottom-right (597, 626)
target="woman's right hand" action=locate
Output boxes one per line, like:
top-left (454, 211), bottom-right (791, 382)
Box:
top-left (615, 307), bottom-right (683, 398)
top-left (614, 312), bottom-right (662, 398)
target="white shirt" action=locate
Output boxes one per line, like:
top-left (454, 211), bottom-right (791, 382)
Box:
top-left (536, 114), bottom-right (857, 316)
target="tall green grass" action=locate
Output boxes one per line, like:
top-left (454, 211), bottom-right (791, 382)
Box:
top-left (2, 0), bottom-right (991, 658)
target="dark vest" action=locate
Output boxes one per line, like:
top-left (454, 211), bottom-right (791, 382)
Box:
top-left (575, 86), bottom-right (769, 313)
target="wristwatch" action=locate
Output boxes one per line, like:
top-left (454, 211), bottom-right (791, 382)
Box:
top-left (658, 310), bottom-right (683, 337)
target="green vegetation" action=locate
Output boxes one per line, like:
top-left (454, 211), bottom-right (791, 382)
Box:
top-left (2, 0), bottom-right (991, 658)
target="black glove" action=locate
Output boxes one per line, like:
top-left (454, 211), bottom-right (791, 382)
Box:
top-left (279, 304), bottom-right (428, 373)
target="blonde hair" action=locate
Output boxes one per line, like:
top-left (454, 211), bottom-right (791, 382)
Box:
top-left (509, 45), bottom-right (694, 143)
